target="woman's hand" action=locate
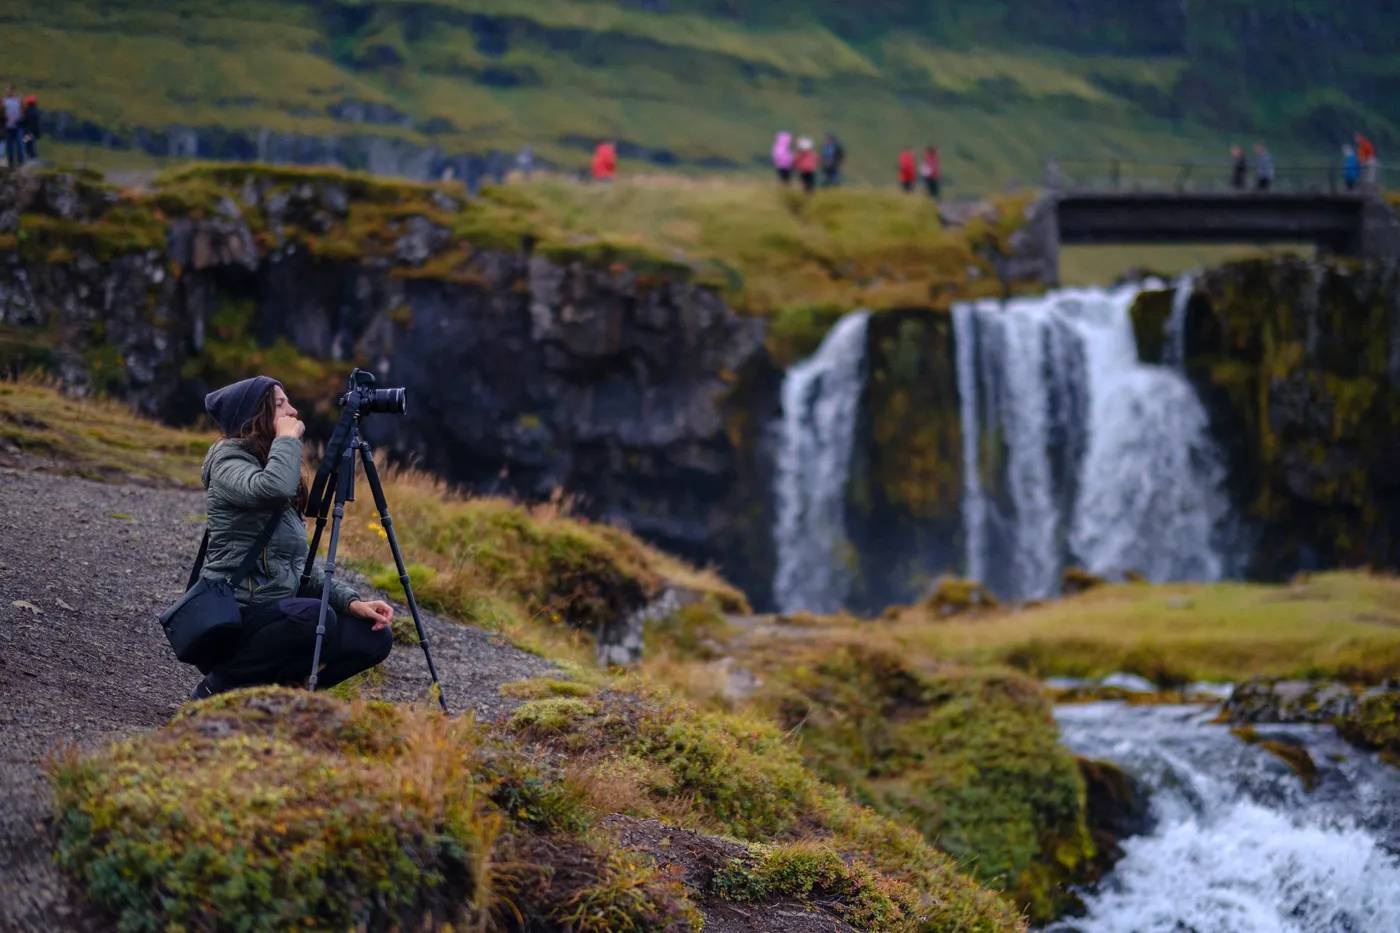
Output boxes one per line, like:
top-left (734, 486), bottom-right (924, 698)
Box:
top-left (274, 413), bottom-right (305, 439)
top-left (348, 599), bottom-right (394, 631)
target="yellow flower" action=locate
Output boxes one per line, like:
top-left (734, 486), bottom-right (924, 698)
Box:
top-left (367, 520), bottom-right (387, 540)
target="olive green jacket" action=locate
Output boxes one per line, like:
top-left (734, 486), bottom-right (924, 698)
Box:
top-left (199, 436), bottom-right (359, 616)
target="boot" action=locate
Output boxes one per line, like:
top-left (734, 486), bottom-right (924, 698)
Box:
top-left (189, 672), bottom-right (225, 701)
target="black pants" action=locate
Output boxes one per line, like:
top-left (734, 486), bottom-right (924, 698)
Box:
top-left (211, 597), bottom-right (392, 691)
top-left (4, 127), bottom-right (22, 169)
top-left (1256, 177), bottom-right (1271, 191)
top-left (800, 171), bottom-right (815, 193)
top-left (923, 177), bottom-right (940, 199)
top-left (776, 167), bottom-right (792, 185)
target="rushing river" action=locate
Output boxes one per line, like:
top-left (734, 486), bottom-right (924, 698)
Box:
top-left (1050, 702), bottom-right (1400, 933)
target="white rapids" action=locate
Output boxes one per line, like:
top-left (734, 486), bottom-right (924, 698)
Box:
top-left (1051, 702), bottom-right (1400, 933)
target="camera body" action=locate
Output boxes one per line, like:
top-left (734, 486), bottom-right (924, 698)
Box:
top-left (339, 368), bottom-right (406, 415)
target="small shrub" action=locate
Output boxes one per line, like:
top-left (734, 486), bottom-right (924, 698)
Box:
top-left (923, 575), bottom-right (998, 617)
top-left (509, 697), bottom-right (598, 733)
top-left (501, 678), bottom-right (597, 699)
top-left (713, 841), bottom-right (915, 932)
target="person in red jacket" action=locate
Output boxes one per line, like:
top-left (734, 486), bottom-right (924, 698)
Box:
top-left (1356, 132), bottom-right (1378, 189)
top-left (592, 141), bottom-right (617, 182)
top-left (898, 147), bottom-right (916, 193)
top-left (920, 146), bottom-right (940, 199)
top-left (795, 136), bottom-right (819, 194)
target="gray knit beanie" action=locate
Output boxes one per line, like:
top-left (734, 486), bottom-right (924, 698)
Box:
top-left (204, 375), bottom-right (284, 437)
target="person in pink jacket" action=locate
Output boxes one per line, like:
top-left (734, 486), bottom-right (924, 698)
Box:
top-left (772, 131), bottom-right (794, 185)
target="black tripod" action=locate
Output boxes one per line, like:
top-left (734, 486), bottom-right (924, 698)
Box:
top-left (299, 412), bottom-right (448, 712)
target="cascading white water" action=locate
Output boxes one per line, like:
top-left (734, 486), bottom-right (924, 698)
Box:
top-left (953, 303), bottom-right (987, 586)
top-left (1162, 272), bottom-right (1195, 369)
top-left (771, 310), bottom-right (870, 614)
top-left (1051, 703), bottom-right (1400, 933)
top-left (952, 285), bottom-right (1233, 599)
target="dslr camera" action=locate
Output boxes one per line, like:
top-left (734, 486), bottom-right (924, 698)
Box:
top-left (338, 368), bottom-right (406, 415)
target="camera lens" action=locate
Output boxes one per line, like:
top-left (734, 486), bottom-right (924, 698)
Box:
top-left (366, 387), bottom-right (407, 415)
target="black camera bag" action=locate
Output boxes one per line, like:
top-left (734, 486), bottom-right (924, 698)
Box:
top-left (159, 507), bottom-right (284, 672)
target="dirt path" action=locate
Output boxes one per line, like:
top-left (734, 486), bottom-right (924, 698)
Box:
top-left (0, 464), bottom-right (552, 933)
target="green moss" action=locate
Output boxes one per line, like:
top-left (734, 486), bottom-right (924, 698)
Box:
top-left (510, 697), bottom-right (598, 732)
top-left (1128, 288), bottom-right (1172, 364)
top-left (646, 599), bottom-right (734, 659)
top-left (748, 645), bottom-right (1092, 922)
top-left (506, 685), bottom-right (1023, 931)
top-left (1260, 740), bottom-right (1319, 790)
top-left (18, 211), bottom-right (165, 262)
top-left (1338, 691), bottom-right (1400, 765)
top-left (766, 302), bottom-right (850, 368)
top-left (52, 688), bottom-right (485, 930)
top-left (52, 686), bottom-right (706, 933)
top-left (713, 841), bottom-right (918, 932)
top-left (924, 575), bottom-right (999, 617)
top-left (500, 678), bottom-right (597, 699)
top-left (1061, 567), bottom-right (1108, 595)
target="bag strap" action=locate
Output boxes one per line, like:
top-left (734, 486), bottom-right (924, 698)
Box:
top-left (184, 507), bottom-right (286, 592)
top-left (228, 507), bottom-right (287, 589)
top-left (185, 530), bottom-right (211, 591)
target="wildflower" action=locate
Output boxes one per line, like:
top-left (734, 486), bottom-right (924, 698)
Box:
top-left (368, 520), bottom-right (387, 540)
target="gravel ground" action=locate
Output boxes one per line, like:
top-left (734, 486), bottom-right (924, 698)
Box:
top-left (0, 463), bottom-right (552, 933)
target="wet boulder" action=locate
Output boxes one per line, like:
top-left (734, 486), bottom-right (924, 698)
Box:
top-left (1223, 678), bottom-right (1359, 724)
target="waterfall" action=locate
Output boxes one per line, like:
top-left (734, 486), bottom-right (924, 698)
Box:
top-left (953, 303), bottom-right (987, 585)
top-left (772, 311), bottom-right (870, 614)
top-left (1162, 272), bottom-right (1195, 369)
top-left (954, 285), bottom-right (1232, 599)
top-left (1052, 703), bottom-right (1400, 933)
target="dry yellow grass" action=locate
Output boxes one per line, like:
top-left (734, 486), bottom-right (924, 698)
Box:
top-left (0, 377), bottom-right (213, 485)
top-left (875, 572), bottom-right (1400, 685)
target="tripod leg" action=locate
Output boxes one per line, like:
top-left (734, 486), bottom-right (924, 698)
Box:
top-left (358, 444), bottom-right (449, 713)
top-left (308, 448), bottom-right (354, 692)
top-left (300, 483), bottom-right (333, 592)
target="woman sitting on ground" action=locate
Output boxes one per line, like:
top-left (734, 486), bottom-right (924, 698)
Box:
top-left (189, 375), bottom-right (394, 699)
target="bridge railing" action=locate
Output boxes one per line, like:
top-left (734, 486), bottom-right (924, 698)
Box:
top-left (1045, 157), bottom-right (1397, 194)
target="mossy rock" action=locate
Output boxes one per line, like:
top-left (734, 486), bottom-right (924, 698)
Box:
top-left (923, 575), bottom-right (998, 617)
top-left (1128, 287), bottom-right (1172, 364)
top-left (1061, 567), bottom-right (1108, 596)
top-left (52, 688), bottom-right (484, 930)
top-left (51, 686), bottom-right (706, 933)
top-left (1337, 690), bottom-right (1400, 766)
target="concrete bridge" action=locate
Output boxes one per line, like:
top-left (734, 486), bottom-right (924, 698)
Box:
top-left (997, 158), bottom-right (1400, 286)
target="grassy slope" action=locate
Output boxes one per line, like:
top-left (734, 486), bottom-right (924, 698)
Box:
top-left (19, 380), bottom-right (1028, 931)
top-left (2, 0), bottom-right (1342, 193)
top-left (881, 574), bottom-right (1400, 686)
top-left (4, 165), bottom-right (1035, 375)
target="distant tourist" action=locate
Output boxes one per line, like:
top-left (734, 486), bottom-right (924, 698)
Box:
top-left (20, 95), bottom-right (38, 162)
top-left (1356, 132), bottom-right (1378, 189)
top-left (592, 140), bottom-right (617, 183)
top-left (517, 145), bottom-right (534, 181)
top-left (1343, 145), bottom-right (1361, 192)
top-left (898, 146), bottom-right (916, 193)
top-left (3, 87), bottom-right (23, 170)
top-left (795, 137), bottom-right (818, 194)
top-left (772, 131), bottom-right (794, 185)
top-left (920, 146), bottom-right (941, 199)
top-left (821, 133), bottom-right (844, 186)
top-left (1254, 143), bottom-right (1274, 191)
top-left (1229, 145), bottom-right (1247, 190)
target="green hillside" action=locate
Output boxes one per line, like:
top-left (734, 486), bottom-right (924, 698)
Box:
top-left (4, 0), bottom-right (1397, 191)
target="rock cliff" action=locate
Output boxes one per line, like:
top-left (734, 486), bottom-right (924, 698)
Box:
top-left (1134, 257), bottom-right (1400, 579)
top-left (0, 168), bottom-right (779, 600)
